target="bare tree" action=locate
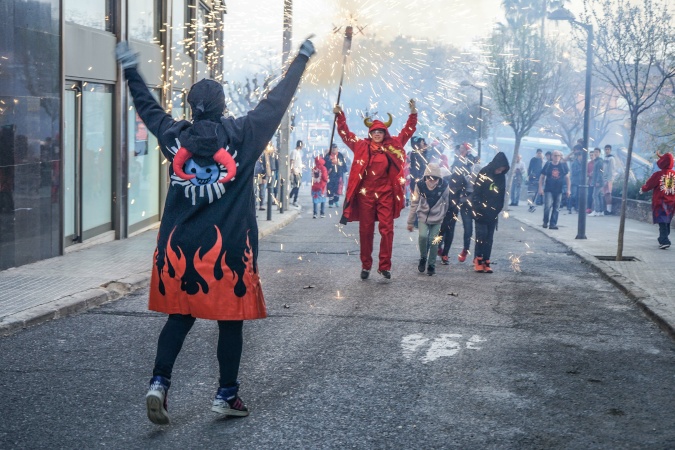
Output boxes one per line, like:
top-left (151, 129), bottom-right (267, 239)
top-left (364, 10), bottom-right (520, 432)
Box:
top-left (224, 74), bottom-right (273, 117)
top-left (485, 26), bottom-right (562, 206)
top-left (583, 0), bottom-right (675, 260)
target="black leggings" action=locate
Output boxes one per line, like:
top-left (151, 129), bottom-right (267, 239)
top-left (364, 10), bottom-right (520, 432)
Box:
top-left (153, 314), bottom-right (243, 388)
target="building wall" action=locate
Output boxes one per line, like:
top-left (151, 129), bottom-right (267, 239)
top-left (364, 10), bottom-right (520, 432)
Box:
top-left (0, 0), bottom-right (226, 271)
top-left (0, 0), bottom-right (62, 270)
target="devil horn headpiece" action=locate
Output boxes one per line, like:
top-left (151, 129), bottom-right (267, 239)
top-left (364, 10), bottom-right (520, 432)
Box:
top-left (363, 113), bottom-right (393, 129)
top-left (172, 147), bottom-right (237, 183)
top-left (656, 150), bottom-right (663, 159)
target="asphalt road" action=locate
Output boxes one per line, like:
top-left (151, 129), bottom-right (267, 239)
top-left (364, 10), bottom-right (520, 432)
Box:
top-left (1, 209), bottom-right (674, 449)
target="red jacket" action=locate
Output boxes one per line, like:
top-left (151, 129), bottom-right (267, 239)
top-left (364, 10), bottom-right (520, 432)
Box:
top-left (641, 152), bottom-right (675, 223)
top-left (335, 111), bottom-right (417, 223)
top-left (311, 157), bottom-right (329, 195)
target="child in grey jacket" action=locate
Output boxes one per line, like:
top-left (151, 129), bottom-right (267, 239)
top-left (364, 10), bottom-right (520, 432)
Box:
top-left (407, 163), bottom-right (450, 275)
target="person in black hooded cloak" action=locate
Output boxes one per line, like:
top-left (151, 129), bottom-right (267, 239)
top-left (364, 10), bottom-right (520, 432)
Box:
top-left (470, 151), bottom-right (510, 274)
top-left (116, 38), bottom-right (315, 425)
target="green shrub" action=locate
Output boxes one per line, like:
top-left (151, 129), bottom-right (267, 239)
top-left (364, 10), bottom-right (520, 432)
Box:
top-left (612, 175), bottom-right (652, 201)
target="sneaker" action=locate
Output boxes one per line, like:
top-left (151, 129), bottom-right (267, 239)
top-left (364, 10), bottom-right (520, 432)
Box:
top-left (212, 384), bottom-right (249, 417)
top-left (483, 260), bottom-right (493, 273)
top-left (328, 203), bottom-right (334, 208)
top-left (146, 376), bottom-right (171, 425)
top-left (378, 269), bottom-right (391, 279)
top-left (259, 207), bottom-right (265, 211)
top-left (360, 269), bottom-right (370, 280)
top-left (418, 258), bottom-right (427, 273)
top-left (659, 243), bottom-right (670, 249)
top-left (473, 257), bottom-right (484, 272)
top-left (292, 202), bottom-right (298, 207)
top-left (604, 210), bottom-right (612, 215)
top-left (549, 225), bottom-right (559, 230)
top-left (313, 214), bottom-right (317, 219)
top-left (542, 223), bottom-right (548, 228)
top-left (458, 249), bottom-right (468, 263)
top-left (441, 255), bottom-right (449, 265)
top-left (427, 265), bottom-right (435, 276)
top-left (320, 214), bottom-right (325, 218)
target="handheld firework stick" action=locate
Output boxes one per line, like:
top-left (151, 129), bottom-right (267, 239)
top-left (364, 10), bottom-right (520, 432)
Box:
top-left (328, 25), bottom-right (354, 152)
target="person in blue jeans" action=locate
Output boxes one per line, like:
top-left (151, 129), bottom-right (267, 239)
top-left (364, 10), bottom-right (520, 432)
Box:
top-left (407, 163), bottom-right (450, 276)
top-left (538, 150), bottom-right (571, 230)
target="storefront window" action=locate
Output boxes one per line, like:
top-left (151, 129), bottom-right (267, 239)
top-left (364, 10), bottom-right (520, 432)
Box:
top-left (196, 4), bottom-right (207, 62)
top-left (171, 90), bottom-right (188, 120)
top-left (128, 90), bottom-right (160, 230)
top-left (64, 0), bottom-right (111, 31)
top-left (81, 83), bottom-right (113, 235)
top-left (129, 0), bottom-right (158, 42)
top-left (172, 0), bottom-right (187, 52)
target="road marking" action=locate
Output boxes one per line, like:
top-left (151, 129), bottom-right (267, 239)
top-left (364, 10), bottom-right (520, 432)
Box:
top-left (402, 333), bottom-right (486, 363)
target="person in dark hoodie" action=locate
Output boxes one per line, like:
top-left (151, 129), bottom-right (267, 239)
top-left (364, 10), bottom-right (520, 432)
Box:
top-left (116, 38), bottom-right (315, 425)
top-left (471, 152), bottom-right (510, 273)
top-left (438, 163), bottom-right (468, 265)
top-left (407, 163), bottom-right (450, 275)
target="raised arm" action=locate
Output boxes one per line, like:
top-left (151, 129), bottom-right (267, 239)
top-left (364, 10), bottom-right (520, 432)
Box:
top-left (334, 107), bottom-right (359, 153)
top-left (395, 99), bottom-right (418, 146)
top-left (116, 43), bottom-right (176, 141)
top-left (222, 40), bottom-right (315, 160)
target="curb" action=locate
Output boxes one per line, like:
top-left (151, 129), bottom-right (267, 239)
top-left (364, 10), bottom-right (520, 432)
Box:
top-left (511, 214), bottom-right (675, 339)
top-left (0, 210), bottom-right (300, 337)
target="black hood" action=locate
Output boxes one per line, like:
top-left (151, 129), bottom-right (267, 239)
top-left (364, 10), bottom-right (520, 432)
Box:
top-left (178, 121), bottom-right (229, 166)
top-left (485, 151), bottom-right (510, 175)
top-left (188, 79), bottom-right (226, 121)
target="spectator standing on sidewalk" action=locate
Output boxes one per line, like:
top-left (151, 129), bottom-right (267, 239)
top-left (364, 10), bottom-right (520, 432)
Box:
top-left (539, 150), bottom-right (570, 230)
top-left (602, 144), bottom-right (617, 215)
top-left (324, 143), bottom-right (348, 208)
top-left (590, 148), bottom-right (605, 216)
top-left (334, 100), bottom-right (417, 280)
top-left (407, 163), bottom-right (450, 276)
top-left (509, 153), bottom-right (526, 206)
top-left (311, 156), bottom-right (328, 218)
top-left (116, 38), bottom-right (315, 425)
top-left (568, 151), bottom-right (584, 213)
top-left (527, 149), bottom-right (544, 206)
top-left (639, 151), bottom-right (675, 249)
top-left (471, 152), bottom-right (510, 273)
top-left (289, 140), bottom-right (304, 207)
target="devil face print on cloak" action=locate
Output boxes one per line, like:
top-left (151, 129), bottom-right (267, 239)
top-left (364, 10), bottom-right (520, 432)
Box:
top-left (168, 139), bottom-right (239, 205)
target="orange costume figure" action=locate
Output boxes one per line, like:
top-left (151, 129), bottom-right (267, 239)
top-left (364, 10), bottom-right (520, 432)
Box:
top-left (334, 99), bottom-right (417, 279)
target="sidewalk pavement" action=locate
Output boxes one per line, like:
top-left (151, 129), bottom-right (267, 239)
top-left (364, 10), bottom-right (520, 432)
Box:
top-left (0, 205), bottom-right (301, 336)
top-left (509, 202), bottom-right (675, 338)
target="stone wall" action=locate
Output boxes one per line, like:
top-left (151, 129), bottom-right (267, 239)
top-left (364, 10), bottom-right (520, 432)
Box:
top-left (611, 197), bottom-right (653, 224)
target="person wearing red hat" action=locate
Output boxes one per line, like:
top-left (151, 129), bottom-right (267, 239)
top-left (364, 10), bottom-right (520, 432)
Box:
top-left (333, 99), bottom-right (418, 279)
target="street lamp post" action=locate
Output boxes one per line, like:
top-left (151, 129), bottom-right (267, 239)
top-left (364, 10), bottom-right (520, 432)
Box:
top-left (460, 80), bottom-right (483, 162)
top-left (549, 7), bottom-right (593, 240)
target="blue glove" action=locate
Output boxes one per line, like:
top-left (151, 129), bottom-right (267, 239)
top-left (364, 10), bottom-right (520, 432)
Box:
top-left (116, 42), bottom-right (139, 70)
top-left (298, 39), bottom-right (315, 58)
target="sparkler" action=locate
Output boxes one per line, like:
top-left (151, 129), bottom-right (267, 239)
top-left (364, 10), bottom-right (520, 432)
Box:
top-left (328, 25), bottom-right (354, 151)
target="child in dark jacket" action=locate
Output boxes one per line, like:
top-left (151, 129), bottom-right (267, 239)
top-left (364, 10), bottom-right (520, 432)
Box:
top-left (438, 165), bottom-right (468, 265)
top-left (471, 152), bottom-right (510, 273)
top-left (640, 152), bottom-right (675, 249)
top-left (311, 157), bottom-right (329, 218)
top-left (407, 163), bottom-right (450, 275)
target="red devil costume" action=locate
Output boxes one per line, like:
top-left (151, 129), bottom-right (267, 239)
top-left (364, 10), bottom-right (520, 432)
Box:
top-left (640, 152), bottom-right (675, 248)
top-left (335, 108), bottom-right (417, 276)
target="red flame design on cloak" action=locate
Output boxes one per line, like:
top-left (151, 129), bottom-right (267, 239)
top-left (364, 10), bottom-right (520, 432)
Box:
top-left (149, 227), bottom-right (266, 320)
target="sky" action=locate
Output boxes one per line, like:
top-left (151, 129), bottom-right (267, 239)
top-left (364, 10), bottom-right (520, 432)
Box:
top-left (220, 0), bottom-right (506, 79)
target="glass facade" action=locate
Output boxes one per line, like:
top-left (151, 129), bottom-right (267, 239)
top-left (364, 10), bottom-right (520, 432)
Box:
top-left (128, 0), bottom-right (157, 42)
top-left (64, 0), bottom-right (112, 31)
top-left (0, 0), bottom-right (226, 270)
top-left (128, 93), bottom-right (160, 232)
top-left (0, 0), bottom-right (62, 270)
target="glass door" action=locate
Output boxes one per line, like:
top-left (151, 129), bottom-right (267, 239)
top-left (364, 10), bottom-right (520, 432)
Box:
top-left (63, 81), bottom-right (113, 247)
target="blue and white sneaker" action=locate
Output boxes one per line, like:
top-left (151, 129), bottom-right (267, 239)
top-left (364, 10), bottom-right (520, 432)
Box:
top-left (211, 383), bottom-right (249, 417)
top-left (146, 375), bottom-right (170, 425)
